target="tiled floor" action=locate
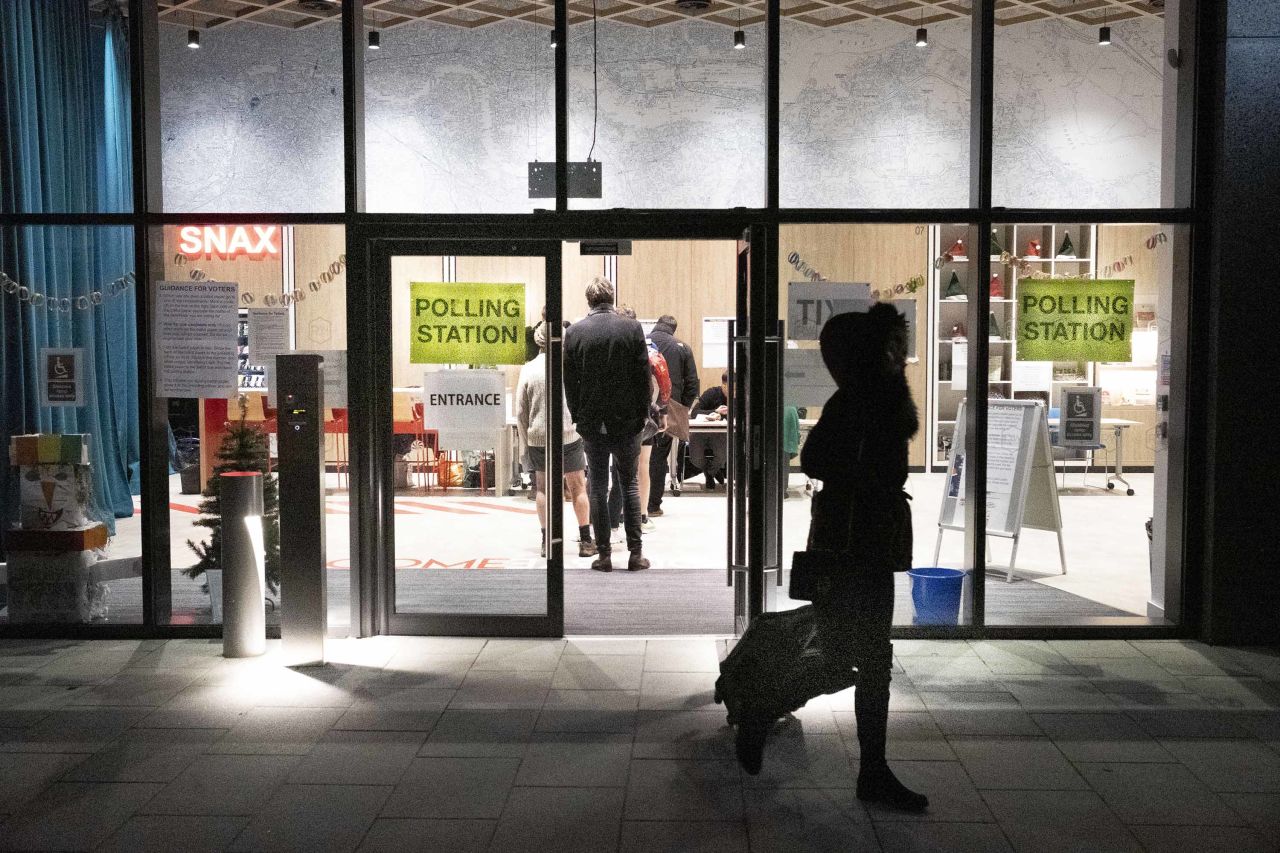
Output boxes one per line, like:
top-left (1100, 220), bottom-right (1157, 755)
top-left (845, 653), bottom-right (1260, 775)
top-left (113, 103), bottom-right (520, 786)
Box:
top-left (1, 637), bottom-right (1278, 852)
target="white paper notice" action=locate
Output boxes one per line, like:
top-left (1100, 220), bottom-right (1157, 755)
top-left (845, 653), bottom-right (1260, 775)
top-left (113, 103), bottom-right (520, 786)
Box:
top-left (951, 341), bottom-right (968, 391)
top-left (156, 281), bottom-right (238, 398)
top-left (985, 405), bottom-right (1024, 532)
top-left (1012, 360), bottom-right (1052, 393)
top-left (268, 350), bottom-right (348, 408)
top-left (248, 307), bottom-right (290, 366)
top-left (783, 347), bottom-right (837, 407)
top-left (423, 369), bottom-right (505, 451)
top-left (702, 317), bottom-right (733, 369)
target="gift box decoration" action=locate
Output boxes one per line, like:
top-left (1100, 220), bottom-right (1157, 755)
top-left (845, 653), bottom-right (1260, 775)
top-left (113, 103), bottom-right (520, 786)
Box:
top-left (6, 523), bottom-right (109, 552)
top-left (9, 433), bottom-right (91, 466)
top-left (4, 549), bottom-right (109, 623)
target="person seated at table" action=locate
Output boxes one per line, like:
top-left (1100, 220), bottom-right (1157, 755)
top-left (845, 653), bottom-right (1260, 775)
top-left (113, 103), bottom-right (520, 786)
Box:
top-left (689, 372), bottom-right (730, 490)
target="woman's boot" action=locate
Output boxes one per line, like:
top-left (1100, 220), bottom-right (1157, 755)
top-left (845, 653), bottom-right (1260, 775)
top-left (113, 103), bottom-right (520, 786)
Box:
top-left (854, 686), bottom-right (928, 812)
top-left (734, 718), bottom-right (770, 776)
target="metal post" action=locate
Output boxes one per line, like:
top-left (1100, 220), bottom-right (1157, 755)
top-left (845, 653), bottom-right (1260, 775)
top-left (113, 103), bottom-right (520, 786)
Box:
top-left (221, 472), bottom-right (266, 658)
top-left (277, 354), bottom-right (328, 666)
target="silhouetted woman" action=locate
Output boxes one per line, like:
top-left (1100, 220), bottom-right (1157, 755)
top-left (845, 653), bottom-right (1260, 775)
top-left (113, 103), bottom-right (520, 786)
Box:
top-left (737, 302), bottom-right (927, 812)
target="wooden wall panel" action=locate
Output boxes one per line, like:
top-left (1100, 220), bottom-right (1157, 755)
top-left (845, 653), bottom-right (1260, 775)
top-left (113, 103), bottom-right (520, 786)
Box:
top-left (561, 243), bottom-right (604, 322)
top-left (292, 225), bottom-right (347, 351)
top-left (161, 226), bottom-right (282, 305)
top-left (616, 240), bottom-right (736, 395)
top-left (777, 224), bottom-right (930, 466)
top-left (1096, 224), bottom-right (1160, 466)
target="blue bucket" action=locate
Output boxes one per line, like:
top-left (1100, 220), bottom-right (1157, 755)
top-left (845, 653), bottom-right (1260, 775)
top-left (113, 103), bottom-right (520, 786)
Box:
top-left (908, 567), bottom-right (966, 625)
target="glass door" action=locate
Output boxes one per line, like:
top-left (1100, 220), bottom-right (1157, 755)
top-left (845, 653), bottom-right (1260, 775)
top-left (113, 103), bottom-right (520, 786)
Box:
top-left (370, 238), bottom-right (563, 636)
top-left (730, 227), bottom-right (778, 634)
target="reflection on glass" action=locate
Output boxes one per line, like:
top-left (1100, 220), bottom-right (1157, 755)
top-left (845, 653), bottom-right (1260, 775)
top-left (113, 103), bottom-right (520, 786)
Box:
top-left (777, 224), bottom-right (939, 625)
top-left (162, 225), bottom-right (350, 626)
top-left (366, 21), bottom-right (553, 213)
top-left (570, 19), bottom-right (766, 209)
top-left (392, 256), bottom-right (548, 617)
top-left (159, 18), bottom-right (342, 212)
top-left (993, 11), bottom-right (1168, 208)
top-left (982, 223), bottom-right (1167, 624)
top-left (0, 1), bottom-right (133, 215)
top-left (781, 18), bottom-right (970, 208)
top-left (1, 226), bottom-right (141, 624)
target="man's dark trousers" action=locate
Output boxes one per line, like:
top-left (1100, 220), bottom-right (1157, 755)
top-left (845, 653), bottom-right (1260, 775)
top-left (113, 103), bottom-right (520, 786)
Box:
top-left (647, 432), bottom-right (674, 513)
top-left (586, 431), bottom-right (643, 556)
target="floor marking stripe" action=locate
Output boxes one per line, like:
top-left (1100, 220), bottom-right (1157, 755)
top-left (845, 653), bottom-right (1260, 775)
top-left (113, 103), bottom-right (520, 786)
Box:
top-left (396, 499), bottom-right (485, 516)
top-left (458, 501), bottom-right (538, 516)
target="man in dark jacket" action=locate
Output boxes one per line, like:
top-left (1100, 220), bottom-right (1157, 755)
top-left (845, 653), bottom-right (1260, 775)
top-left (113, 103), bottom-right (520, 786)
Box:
top-left (646, 315), bottom-right (699, 515)
top-left (564, 277), bottom-right (651, 572)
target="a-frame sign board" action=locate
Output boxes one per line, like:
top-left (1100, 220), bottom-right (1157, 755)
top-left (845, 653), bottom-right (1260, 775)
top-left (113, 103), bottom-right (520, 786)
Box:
top-left (934, 399), bottom-right (1067, 582)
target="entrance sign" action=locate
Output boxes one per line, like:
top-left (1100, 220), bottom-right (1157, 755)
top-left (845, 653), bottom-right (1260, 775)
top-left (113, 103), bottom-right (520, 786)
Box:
top-left (935, 399), bottom-right (1066, 582)
top-left (1061, 386), bottom-right (1102, 447)
top-left (410, 282), bottom-right (526, 365)
top-left (40, 348), bottom-right (84, 407)
top-left (782, 347), bottom-right (836, 407)
top-left (178, 225), bottom-right (280, 260)
top-left (786, 282), bottom-right (871, 340)
top-left (422, 369), bottom-right (505, 450)
top-left (155, 281), bottom-right (239, 398)
top-left (1016, 278), bottom-right (1134, 362)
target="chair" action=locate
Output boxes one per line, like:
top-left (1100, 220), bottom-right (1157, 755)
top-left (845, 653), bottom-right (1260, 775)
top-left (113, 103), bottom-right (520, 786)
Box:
top-left (410, 402), bottom-right (440, 490)
top-left (1048, 406), bottom-right (1109, 490)
top-left (328, 408), bottom-right (349, 490)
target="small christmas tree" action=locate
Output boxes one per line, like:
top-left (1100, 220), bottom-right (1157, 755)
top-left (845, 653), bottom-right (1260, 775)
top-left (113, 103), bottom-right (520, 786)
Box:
top-left (186, 397), bottom-right (281, 593)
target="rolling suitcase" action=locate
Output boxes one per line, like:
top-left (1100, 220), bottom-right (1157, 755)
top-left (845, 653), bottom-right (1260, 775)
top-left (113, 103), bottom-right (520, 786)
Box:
top-left (713, 605), bottom-right (857, 725)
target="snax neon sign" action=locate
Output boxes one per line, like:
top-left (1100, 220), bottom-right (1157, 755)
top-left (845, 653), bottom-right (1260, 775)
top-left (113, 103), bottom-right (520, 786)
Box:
top-left (177, 225), bottom-right (281, 260)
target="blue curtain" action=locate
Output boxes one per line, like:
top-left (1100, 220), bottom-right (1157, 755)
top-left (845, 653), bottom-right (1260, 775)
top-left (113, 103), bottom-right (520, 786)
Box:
top-left (0, 1), bottom-right (138, 547)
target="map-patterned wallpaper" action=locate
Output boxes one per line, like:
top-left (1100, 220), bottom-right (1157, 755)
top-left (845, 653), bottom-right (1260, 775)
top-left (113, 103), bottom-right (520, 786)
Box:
top-left (159, 16), bottom-right (1164, 213)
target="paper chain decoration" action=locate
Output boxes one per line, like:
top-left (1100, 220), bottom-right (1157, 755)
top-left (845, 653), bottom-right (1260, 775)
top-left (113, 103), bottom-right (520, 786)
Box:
top-left (0, 269), bottom-right (135, 314)
top-left (173, 253), bottom-right (347, 307)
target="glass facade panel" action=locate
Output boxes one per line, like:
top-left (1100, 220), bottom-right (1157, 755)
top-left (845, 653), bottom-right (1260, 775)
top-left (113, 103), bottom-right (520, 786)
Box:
top-left (993, 8), bottom-right (1170, 208)
top-left (982, 222), bottom-right (1173, 624)
top-left (781, 14), bottom-right (971, 208)
top-left (1, 225), bottom-right (142, 624)
top-left (364, 17), bottom-right (554, 213)
top-left (777, 224), bottom-right (956, 625)
top-left (158, 15), bottom-right (343, 212)
top-left (391, 255), bottom-right (548, 617)
top-left (157, 224), bottom-right (350, 628)
top-left (0, 0), bottom-right (133, 214)
top-left (569, 14), bottom-right (766, 209)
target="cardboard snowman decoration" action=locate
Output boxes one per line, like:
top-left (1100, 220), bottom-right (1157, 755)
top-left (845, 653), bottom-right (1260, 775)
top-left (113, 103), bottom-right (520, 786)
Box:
top-left (6, 434), bottom-right (110, 621)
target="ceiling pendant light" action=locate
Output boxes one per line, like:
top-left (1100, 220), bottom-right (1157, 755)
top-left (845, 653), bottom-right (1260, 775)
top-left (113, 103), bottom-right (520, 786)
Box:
top-left (733, 7), bottom-right (745, 50)
top-left (1099, 9), bottom-right (1111, 45)
top-left (367, 30), bottom-right (380, 50)
top-left (915, 5), bottom-right (927, 47)
top-left (187, 14), bottom-right (200, 49)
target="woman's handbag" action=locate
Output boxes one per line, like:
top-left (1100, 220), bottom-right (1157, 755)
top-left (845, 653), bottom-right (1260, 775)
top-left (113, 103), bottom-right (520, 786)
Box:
top-left (788, 548), bottom-right (846, 602)
top-left (665, 399), bottom-right (691, 442)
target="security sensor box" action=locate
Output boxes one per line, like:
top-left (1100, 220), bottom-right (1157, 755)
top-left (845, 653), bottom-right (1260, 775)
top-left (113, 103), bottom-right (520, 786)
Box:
top-left (528, 161), bottom-right (603, 198)
top-left (276, 353), bottom-right (327, 666)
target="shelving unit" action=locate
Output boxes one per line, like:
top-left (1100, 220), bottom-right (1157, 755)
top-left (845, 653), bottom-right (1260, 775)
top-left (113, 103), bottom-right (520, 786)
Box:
top-left (928, 223), bottom-right (1098, 469)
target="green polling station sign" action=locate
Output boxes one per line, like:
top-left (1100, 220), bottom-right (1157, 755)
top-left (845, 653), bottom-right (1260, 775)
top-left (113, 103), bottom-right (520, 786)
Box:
top-left (1016, 278), bottom-right (1135, 362)
top-left (409, 282), bottom-right (526, 365)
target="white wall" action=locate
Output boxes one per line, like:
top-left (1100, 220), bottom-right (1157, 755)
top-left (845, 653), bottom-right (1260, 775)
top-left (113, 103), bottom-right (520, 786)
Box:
top-left (159, 16), bottom-right (1164, 213)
